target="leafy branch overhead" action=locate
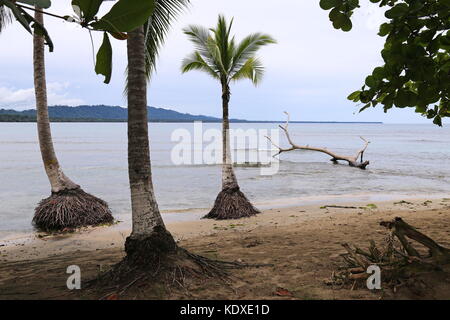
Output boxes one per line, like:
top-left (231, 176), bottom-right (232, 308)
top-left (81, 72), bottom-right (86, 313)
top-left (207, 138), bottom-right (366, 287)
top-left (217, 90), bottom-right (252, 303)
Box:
top-left (321, 0), bottom-right (450, 126)
top-left (0, 0), bottom-right (54, 51)
top-left (0, 0), bottom-right (157, 84)
top-left (71, 0), bottom-right (156, 84)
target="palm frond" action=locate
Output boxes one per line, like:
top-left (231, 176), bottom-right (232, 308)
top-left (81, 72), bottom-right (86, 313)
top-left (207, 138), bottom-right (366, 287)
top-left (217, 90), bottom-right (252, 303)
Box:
top-left (230, 33), bottom-right (276, 76)
top-left (0, 5), bottom-right (12, 33)
top-left (125, 0), bottom-right (190, 95)
top-left (182, 14), bottom-right (276, 87)
top-left (183, 24), bottom-right (212, 57)
top-left (144, 0), bottom-right (190, 78)
top-left (211, 15), bottom-right (233, 73)
top-left (182, 24), bottom-right (224, 76)
top-left (231, 57), bottom-right (264, 85)
top-left (181, 51), bottom-right (220, 80)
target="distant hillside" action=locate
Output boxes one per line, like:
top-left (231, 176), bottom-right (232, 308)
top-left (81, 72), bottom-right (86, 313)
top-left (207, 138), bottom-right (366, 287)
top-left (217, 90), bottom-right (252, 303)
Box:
top-left (0, 105), bottom-right (242, 123)
top-left (0, 105), bottom-right (383, 124)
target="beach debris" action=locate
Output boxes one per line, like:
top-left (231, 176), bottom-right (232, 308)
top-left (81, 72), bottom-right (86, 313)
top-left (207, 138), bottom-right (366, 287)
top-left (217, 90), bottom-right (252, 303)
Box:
top-left (320, 205), bottom-right (367, 210)
top-left (330, 218), bottom-right (450, 295)
top-left (394, 200), bottom-right (414, 205)
top-left (267, 112), bottom-right (371, 169)
top-left (274, 287), bottom-right (293, 297)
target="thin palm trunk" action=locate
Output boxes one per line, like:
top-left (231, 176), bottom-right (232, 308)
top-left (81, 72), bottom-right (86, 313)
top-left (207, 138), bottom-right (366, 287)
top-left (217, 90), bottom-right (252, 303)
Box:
top-left (33, 10), bottom-right (78, 192)
top-left (203, 82), bottom-right (260, 220)
top-left (32, 10), bottom-right (113, 232)
top-left (126, 26), bottom-right (167, 240)
top-left (221, 82), bottom-right (238, 189)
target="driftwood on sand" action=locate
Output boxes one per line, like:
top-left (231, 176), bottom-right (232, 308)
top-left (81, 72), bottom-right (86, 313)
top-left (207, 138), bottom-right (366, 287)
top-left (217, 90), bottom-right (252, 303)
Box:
top-left (267, 112), bottom-right (371, 169)
top-left (331, 218), bottom-right (450, 295)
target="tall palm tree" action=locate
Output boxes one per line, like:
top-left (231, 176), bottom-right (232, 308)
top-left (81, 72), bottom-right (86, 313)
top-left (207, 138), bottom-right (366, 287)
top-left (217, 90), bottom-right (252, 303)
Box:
top-left (106, 3), bottom-right (234, 284)
top-left (124, 0), bottom-right (189, 243)
top-left (32, 9), bottom-right (113, 231)
top-left (116, 0), bottom-right (188, 266)
top-left (181, 15), bottom-right (276, 220)
top-left (124, 24), bottom-right (177, 256)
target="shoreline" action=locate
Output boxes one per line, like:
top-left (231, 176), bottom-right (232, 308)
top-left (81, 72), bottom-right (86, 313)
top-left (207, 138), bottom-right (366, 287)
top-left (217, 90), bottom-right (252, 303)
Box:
top-left (1, 192), bottom-right (447, 243)
top-left (1, 195), bottom-right (449, 263)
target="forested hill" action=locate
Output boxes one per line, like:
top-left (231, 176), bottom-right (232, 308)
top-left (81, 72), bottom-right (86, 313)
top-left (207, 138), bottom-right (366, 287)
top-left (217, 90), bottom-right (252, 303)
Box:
top-left (0, 105), bottom-right (383, 123)
top-left (0, 105), bottom-right (239, 123)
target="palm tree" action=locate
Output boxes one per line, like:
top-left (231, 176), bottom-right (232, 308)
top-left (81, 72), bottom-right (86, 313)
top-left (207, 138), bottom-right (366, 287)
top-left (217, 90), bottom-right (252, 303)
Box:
top-left (124, 0), bottom-right (189, 244)
top-left (123, 24), bottom-right (178, 261)
top-left (103, 3), bottom-right (235, 284)
top-left (113, 0), bottom-right (188, 268)
top-left (181, 15), bottom-right (276, 220)
top-left (32, 9), bottom-right (113, 231)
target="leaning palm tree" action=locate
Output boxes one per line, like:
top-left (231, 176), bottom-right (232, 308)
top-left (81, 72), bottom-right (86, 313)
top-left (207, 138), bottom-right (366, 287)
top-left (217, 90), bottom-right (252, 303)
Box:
top-left (181, 15), bottom-right (276, 220)
top-left (32, 9), bottom-right (113, 231)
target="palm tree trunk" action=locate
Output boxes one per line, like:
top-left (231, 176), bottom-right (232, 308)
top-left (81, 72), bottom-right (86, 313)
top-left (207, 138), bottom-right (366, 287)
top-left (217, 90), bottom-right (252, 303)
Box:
top-left (32, 10), bottom-right (113, 231)
top-left (203, 82), bottom-right (260, 220)
top-left (117, 25), bottom-right (177, 266)
top-left (126, 25), bottom-right (172, 241)
top-left (221, 82), bottom-right (238, 190)
top-left (33, 10), bottom-right (78, 193)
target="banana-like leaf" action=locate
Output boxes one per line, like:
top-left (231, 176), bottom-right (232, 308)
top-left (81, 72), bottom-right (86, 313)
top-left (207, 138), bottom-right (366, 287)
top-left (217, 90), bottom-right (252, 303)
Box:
top-left (16, 0), bottom-right (51, 9)
top-left (95, 32), bottom-right (112, 84)
top-left (91, 0), bottom-right (155, 33)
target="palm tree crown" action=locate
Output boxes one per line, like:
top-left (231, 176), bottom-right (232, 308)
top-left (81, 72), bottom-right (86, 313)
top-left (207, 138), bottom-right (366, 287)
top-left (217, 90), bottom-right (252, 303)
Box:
top-left (181, 15), bottom-right (276, 85)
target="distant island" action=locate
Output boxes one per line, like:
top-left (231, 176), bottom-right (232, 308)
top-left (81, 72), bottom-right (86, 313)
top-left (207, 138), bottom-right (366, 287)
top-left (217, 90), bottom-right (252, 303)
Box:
top-left (0, 105), bottom-right (383, 124)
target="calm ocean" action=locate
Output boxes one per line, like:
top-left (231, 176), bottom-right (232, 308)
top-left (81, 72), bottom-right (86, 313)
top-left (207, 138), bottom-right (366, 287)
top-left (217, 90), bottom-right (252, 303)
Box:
top-left (1, 122), bottom-right (449, 237)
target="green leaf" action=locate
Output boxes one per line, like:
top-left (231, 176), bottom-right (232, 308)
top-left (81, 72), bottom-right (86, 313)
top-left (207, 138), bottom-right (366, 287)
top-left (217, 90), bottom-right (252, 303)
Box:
top-left (365, 75), bottom-right (376, 87)
top-left (71, 0), bottom-right (103, 23)
top-left (378, 23), bottom-right (392, 36)
top-left (433, 115), bottom-right (442, 126)
top-left (319, 0), bottom-right (340, 10)
top-left (91, 0), bottom-right (155, 33)
top-left (95, 32), bottom-right (112, 84)
top-left (395, 90), bottom-right (417, 108)
top-left (385, 3), bottom-right (409, 19)
top-left (347, 91), bottom-right (361, 102)
top-left (16, 0), bottom-right (51, 9)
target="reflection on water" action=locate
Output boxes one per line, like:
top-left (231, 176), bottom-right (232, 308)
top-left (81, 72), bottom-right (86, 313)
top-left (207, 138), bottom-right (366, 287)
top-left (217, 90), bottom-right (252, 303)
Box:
top-left (0, 122), bottom-right (449, 233)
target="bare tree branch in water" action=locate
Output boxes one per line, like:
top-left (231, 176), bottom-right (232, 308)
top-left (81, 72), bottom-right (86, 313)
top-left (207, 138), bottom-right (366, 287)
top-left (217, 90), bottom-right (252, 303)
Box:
top-left (267, 112), bottom-right (371, 170)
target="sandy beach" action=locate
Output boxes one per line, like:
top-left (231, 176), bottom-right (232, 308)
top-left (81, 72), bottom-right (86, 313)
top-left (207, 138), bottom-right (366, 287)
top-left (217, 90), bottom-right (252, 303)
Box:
top-left (1, 197), bottom-right (449, 300)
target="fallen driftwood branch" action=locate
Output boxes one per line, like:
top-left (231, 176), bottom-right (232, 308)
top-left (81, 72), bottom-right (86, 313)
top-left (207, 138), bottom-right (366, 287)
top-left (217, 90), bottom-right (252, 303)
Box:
top-left (330, 218), bottom-right (450, 294)
top-left (321, 205), bottom-right (367, 210)
top-left (267, 112), bottom-right (371, 169)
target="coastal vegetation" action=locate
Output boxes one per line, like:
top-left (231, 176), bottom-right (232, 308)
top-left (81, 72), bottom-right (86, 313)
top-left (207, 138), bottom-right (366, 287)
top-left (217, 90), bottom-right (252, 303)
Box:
top-left (320, 0), bottom-right (449, 125)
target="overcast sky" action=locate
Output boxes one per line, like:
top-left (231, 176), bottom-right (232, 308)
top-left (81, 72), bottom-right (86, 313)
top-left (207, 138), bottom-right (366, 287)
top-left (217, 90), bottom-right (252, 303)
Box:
top-left (0, 0), bottom-right (440, 123)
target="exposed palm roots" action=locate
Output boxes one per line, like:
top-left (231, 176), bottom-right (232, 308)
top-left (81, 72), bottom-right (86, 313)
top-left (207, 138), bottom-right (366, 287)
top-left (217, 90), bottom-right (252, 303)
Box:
top-left (33, 188), bottom-right (113, 232)
top-left (91, 227), bottom-right (271, 299)
top-left (204, 187), bottom-right (260, 220)
top-left (329, 218), bottom-right (450, 295)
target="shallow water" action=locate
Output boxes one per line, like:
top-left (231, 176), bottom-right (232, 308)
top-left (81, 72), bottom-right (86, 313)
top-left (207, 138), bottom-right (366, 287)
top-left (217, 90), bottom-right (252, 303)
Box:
top-left (0, 122), bottom-right (449, 236)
